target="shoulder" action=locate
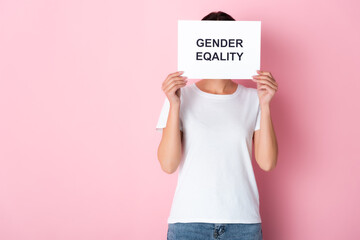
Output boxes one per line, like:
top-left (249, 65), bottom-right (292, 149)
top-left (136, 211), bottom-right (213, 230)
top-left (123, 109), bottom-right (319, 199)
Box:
top-left (238, 84), bottom-right (259, 105)
top-left (239, 84), bottom-right (258, 97)
top-left (180, 83), bottom-right (193, 98)
top-left (244, 85), bottom-right (257, 94)
top-left (182, 83), bottom-right (192, 92)
top-left (250, 87), bottom-right (259, 99)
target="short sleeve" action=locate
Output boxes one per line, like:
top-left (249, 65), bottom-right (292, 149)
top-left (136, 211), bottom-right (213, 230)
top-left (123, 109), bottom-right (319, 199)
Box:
top-left (254, 105), bottom-right (261, 132)
top-left (155, 97), bottom-right (183, 132)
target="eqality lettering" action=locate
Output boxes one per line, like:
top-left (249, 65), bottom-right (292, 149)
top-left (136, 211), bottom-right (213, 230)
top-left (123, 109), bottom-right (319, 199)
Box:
top-left (195, 38), bottom-right (244, 61)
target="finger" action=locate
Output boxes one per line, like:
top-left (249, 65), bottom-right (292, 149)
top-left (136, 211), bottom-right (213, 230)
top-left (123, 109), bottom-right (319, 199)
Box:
top-left (259, 84), bottom-right (276, 94)
top-left (165, 82), bottom-right (187, 95)
top-left (253, 78), bottom-right (278, 90)
top-left (163, 79), bottom-right (187, 92)
top-left (164, 71), bottom-right (185, 85)
top-left (257, 70), bottom-right (273, 79)
top-left (252, 76), bottom-right (278, 90)
top-left (169, 76), bottom-right (188, 83)
top-left (253, 74), bottom-right (277, 85)
top-left (163, 76), bottom-right (187, 90)
top-left (163, 80), bottom-right (187, 93)
top-left (255, 79), bottom-right (278, 91)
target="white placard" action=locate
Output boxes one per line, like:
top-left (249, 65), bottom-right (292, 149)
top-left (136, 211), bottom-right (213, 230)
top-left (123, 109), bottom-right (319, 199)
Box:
top-left (178, 20), bottom-right (261, 79)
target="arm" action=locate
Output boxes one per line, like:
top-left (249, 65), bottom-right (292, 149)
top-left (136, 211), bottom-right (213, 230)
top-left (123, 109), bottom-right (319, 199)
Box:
top-left (157, 102), bottom-right (183, 174)
top-left (157, 71), bottom-right (187, 174)
top-left (253, 103), bottom-right (278, 171)
top-left (252, 70), bottom-right (279, 171)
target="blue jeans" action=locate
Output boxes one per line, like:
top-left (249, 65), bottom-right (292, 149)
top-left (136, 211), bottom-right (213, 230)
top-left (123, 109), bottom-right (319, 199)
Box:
top-left (167, 222), bottom-right (263, 240)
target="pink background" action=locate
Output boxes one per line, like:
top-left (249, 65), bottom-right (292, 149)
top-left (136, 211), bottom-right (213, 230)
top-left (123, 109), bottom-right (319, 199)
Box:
top-left (0, 0), bottom-right (359, 239)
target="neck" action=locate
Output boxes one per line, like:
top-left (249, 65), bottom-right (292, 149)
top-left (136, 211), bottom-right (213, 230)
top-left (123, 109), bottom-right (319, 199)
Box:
top-left (197, 79), bottom-right (235, 94)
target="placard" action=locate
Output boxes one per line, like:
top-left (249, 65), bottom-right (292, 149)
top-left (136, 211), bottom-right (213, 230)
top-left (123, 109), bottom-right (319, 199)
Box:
top-left (178, 20), bottom-right (261, 79)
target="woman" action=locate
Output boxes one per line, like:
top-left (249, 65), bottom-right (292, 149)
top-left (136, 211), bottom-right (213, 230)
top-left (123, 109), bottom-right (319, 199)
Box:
top-left (156, 11), bottom-right (278, 240)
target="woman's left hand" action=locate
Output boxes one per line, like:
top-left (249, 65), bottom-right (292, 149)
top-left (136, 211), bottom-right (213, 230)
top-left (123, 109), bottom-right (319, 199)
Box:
top-left (252, 70), bottom-right (278, 106)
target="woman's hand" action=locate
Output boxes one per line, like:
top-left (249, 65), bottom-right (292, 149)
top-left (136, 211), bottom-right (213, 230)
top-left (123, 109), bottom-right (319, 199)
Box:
top-left (162, 71), bottom-right (188, 105)
top-left (252, 70), bottom-right (278, 106)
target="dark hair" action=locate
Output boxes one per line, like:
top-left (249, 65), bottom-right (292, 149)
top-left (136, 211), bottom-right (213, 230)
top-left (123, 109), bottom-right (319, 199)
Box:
top-left (201, 11), bottom-right (236, 21)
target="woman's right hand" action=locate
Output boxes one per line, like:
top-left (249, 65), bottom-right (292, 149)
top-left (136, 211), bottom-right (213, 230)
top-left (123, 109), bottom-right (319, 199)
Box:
top-left (162, 71), bottom-right (188, 105)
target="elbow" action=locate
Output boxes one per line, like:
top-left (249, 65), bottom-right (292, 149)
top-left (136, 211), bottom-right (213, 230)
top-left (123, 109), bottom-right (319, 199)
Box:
top-left (158, 159), bottom-right (177, 174)
top-left (161, 164), bottom-right (177, 174)
top-left (157, 149), bottom-right (180, 174)
top-left (262, 164), bottom-right (274, 172)
top-left (261, 160), bottom-right (277, 172)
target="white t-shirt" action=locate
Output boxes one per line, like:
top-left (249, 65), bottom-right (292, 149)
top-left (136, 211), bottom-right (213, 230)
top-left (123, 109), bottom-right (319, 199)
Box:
top-left (155, 82), bottom-right (262, 224)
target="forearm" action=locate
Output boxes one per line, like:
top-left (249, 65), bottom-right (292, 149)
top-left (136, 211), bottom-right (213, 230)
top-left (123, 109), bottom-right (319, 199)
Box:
top-left (257, 104), bottom-right (278, 171)
top-left (157, 103), bottom-right (182, 174)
